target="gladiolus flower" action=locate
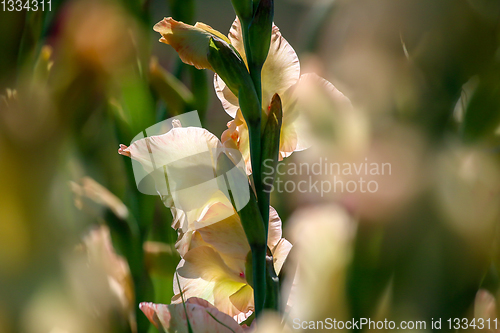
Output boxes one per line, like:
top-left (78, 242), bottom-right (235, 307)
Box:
top-left (216, 19), bottom-right (350, 173)
top-left (172, 202), bottom-right (292, 323)
top-left (216, 19), bottom-right (302, 170)
top-left (152, 16), bottom-right (349, 173)
top-left (120, 125), bottom-right (292, 322)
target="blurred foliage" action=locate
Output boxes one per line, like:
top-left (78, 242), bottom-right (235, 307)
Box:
top-left (1, 0), bottom-right (500, 332)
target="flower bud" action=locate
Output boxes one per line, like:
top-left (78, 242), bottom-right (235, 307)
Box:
top-left (248, 0), bottom-right (274, 69)
top-left (207, 37), bottom-right (251, 95)
top-left (231, 0), bottom-right (253, 21)
top-left (261, 93), bottom-right (282, 194)
top-left (207, 37), bottom-right (261, 123)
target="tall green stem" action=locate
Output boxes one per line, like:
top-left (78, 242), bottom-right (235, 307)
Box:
top-left (251, 243), bottom-right (267, 316)
top-left (237, 0), bottom-right (275, 316)
top-left (241, 19), bottom-right (269, 237)
top-left (243, 27), bottom-right (263, 106)
top-left (246, 118), bottom-right (266, 316)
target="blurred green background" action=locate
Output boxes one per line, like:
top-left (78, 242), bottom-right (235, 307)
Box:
top-left (1, 0), bottom-right (500, 332)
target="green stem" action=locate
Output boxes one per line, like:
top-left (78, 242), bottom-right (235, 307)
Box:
top-left (246, 120), bottom-right (267, 316)
top-left (241, 19), bottom-right (269, 240)
top-left (240, 21), bottom-right (268, 313)
top-left (218, 152), bottom-right (267, 317)
top-left (264, 249), bottom-right (280, 311)
top-left (242, 23), bottom-right (263, 106)
top-left (249, 63), bottom-right (263, 107)
top-left (250, 243), bottom-right (267, 316)
top-left (245, 48), bottom-right (269, 230)
top-left (238, 8), bottom-right (275, 317)
top-left (257, 177), bottom-right (269, 239)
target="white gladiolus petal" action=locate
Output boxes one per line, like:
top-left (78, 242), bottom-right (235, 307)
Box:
top-left (214, 74), bottom-right (240, 118)
top-left (120, 127), bottom-right (222, 212)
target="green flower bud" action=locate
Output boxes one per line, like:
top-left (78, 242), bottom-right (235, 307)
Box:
top-left (248, 0), bottom-right (274, 69)
top-left (207, 37), bottom-right (261, 124)
top-left (207, 37), bottom-right (249, 95)
top-left (261, 93), bottom-right (282, 194)
top-left (231, 0), bottom-right (253, 21)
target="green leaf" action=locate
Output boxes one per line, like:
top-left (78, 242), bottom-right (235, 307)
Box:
top-left (149, 57), bottom-right (195, 116)
top-left (168, 0), bottom-right (195, 24)
top-left (118, 73), bottom-right (156, 136)
top-left (189, 66), bottom-right (210, 120)
top-left (144, 242), bottom-right (180, 277)
top-left (461, 74), bottom-right (500, 142)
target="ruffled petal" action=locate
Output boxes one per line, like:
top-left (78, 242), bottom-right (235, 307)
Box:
top-left (227, 17), bottom-right (247, 65)
top-left (229, 284), bottom-right (254, 313)
top-left (119, 127), bottom-right (222, 212)
top-left (196, 212), bottom-right (250, 262)
top-left (285, 73), bottom-right (354, 152)
top-left (261, 24), bottom-right (300, 114)
top-left (175, 229), bottom-right (209, 258)
top-left (279, 73), bottom-right (354, 158)
top-left (213, 279), bottom-right (251, 319)
top-left (221, 111), bottom-right (252, 174)
top-left (194, 22), bottom-right (231, 44)
top-left (267, 206), bottom-right (283, 249)
top-left (173, 246), bottom-right (248, 318)
top-left (139, 302), bottom-right (171, 330)
top-left (216, 18), bottom-right (300, 116)
top-left (171, 278), bottom-right (218, 310)
top-left (178, 246), bottom-right (241, 284)
top-left (214, 74), bottom-right (240, 118)
top-left (154, 18), bottom-right (230, 70)
top-left (278, 119), bottom-right (299, 159)
top-left (271, 238), bottom-right (292, 275)
top-left (193, 193), bottom-right (235, 230)
top-left (173, 192), bottom-right (239, 258)
top-left (170, 207), bottom-right (186, 230)
top-left (139, 298), bottom-right (245, 333)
